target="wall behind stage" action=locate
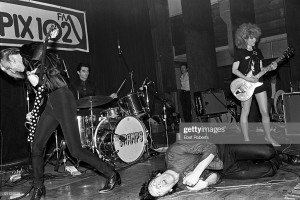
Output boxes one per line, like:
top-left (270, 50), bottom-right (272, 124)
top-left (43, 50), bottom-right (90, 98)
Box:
top-left (0, 0), bottom-right (157, 165)
top-left (38, 0), bottom-right (157, 96)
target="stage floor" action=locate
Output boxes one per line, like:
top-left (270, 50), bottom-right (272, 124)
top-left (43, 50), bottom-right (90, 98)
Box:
top-left (1, 127), bottom-right (300, 200)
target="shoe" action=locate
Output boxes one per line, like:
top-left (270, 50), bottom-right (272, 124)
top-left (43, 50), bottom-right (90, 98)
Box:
top-left (30, 185), bottom-right (46, 200)
top-left (281, 153), bottom-right (300, 165)
top-left (98, 171), bottom-right (121, 193)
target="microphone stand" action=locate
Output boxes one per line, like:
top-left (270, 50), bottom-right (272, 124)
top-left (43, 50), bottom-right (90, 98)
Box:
top-left (26, 90), bottom-right (30, 113)
top-left (143, 84), bottom-right (160, 157)
top-left (146, 86), bottom-right (171, 148)
top-left (144, 85), bottom-right (154, 149)
top-left (24, 83), bottom-right (33, 170)
top-left (130, 71), bottom-right (135, 93)
top-left (162, 102), bottom-right (169, 147)
top-left (25, 89), bottom-right (33, 153)
top-left (118, 41), bottom-right (135, 93)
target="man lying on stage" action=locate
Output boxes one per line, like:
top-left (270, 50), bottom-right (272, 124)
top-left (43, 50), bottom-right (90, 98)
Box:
top-left (139, 141), bottom-right (300, 199)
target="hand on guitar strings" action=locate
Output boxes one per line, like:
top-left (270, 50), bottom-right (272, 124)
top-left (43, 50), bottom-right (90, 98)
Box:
top-left (245, 76), bottom-right (259, 83)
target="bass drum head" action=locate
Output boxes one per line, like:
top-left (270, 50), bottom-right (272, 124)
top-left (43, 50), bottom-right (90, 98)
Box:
top-left (114, 116), bottom-right (147, 163)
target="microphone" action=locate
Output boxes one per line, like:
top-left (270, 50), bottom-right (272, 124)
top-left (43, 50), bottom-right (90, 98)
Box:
top-left (118, 40), bottom-right (121, 55)
top-left (146, 81), bottom-right (154, 85)
top-left (139, 77), bottom-right (148, 90)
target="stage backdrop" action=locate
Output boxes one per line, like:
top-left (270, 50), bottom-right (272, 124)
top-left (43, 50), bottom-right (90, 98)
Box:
top-left (0, 0), bottom-right (161, 166)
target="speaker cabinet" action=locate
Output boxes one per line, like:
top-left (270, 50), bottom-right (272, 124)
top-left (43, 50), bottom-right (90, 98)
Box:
top-left (283, 92), bottom-right (300, 135)
top-left (194, 90), bottom-right (227, 116)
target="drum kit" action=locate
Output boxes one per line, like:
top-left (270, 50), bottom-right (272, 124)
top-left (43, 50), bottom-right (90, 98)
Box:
top-left (76, 91), bottom-right (152, 165)
top-left (75, 45), bottom-right (169, 165)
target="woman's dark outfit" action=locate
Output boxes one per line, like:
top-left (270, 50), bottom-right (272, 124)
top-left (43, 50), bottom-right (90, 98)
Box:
top-left (233, 48), bottom-right (266, 94)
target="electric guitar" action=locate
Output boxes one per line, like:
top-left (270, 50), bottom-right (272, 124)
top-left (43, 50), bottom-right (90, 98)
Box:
top-left (27, 24), bottom-right (59, 142)
top-left (230, 47), bottom-right (295, 102)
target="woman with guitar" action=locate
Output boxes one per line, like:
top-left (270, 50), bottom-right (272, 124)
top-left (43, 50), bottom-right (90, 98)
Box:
top-left (0, 39), bottom-right (120, 198)
top-left (231, 23), bottom-right (280, 147)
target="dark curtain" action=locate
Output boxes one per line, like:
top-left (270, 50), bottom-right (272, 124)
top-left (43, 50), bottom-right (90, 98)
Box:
top-left (0, 74), bottom-right (30, 165)
top-left (0, 0), bottom-right (157, 165)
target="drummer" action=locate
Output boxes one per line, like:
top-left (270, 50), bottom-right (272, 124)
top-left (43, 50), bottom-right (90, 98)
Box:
top-left (70, 62), bottom-right (117, 114)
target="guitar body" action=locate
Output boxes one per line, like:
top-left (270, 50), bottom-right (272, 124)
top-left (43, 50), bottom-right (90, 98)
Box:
top-left (230, 78), bottom-right (263, 101)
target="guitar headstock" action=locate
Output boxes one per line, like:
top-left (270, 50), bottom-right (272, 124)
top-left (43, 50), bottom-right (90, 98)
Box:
top-left (45, 24), bottom-right (59, 42)
top-left (283, 47), bottom-right (295, 59)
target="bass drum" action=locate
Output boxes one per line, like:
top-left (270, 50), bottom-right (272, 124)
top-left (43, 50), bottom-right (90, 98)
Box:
top-left (95, 116), bottom-right (148, 164)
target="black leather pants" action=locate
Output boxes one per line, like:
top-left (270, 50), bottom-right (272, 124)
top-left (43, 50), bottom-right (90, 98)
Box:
top-left (180, 90), bottom-right (192, 122)
top-left (31, 87), bottom-right (114, 187)
top-left (221, 144), bottom-right (281, 179)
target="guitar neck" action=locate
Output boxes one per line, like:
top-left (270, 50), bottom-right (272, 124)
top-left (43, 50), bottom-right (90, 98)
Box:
top-left (254, 53), bottom-right (286, 79)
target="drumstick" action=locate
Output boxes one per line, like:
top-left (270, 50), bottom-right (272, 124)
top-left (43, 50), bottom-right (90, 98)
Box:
top-left (116, 79), bottom-right (126, 95)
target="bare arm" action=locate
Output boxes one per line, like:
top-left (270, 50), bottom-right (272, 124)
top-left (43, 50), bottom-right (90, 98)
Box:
top-left (232, 61), bottom-right (246, 79)
top-left (186, 172), bottom-right (219, 191)
top-left (183, 153), bottom-right (215, 186)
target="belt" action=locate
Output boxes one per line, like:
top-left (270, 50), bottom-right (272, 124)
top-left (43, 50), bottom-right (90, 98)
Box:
top-left (181, 90), bottom-right (190, 92)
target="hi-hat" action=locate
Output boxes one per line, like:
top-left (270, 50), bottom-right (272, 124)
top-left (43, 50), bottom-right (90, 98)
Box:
top-left (76, 95), bottom-right (113, 108)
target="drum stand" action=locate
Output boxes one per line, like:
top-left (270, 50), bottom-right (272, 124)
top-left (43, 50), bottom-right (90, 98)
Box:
top-left (44, 131), bottom-right (60, 169)
top-left (54, 140), bottom-right (77, 172)
top-left (88, 100), bottom-right (97, 154)
top-left (44, 131), bottom-right (76, 172)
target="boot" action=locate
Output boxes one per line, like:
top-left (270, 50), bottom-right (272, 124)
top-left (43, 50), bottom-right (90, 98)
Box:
top-left (280, 153), bottom-right (300, 165)
top-left (98, 171), bottom-right (121, 193)
top-left (30, 185), bottom-right (46, 200)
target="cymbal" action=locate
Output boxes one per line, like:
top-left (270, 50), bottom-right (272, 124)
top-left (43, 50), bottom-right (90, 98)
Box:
top-left (76, 95), bottom-right (113, 108)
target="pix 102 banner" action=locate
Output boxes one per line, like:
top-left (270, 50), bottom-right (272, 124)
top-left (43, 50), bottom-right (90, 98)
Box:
top-left (0, 0), bottom-right (89, 52)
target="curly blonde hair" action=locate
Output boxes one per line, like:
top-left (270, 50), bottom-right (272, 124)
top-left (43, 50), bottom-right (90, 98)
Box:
top-left (235, 23), bottom-right (262, 49)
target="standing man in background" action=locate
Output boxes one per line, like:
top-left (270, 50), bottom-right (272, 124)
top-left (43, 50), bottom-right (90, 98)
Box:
top-left (180, 64), bottom-right (192, 122)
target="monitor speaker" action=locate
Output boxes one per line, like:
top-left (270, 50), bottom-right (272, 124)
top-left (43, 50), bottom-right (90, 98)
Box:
top-left (283, 92), bottom-right (300, 135)
top-left (194, 90), bottom-right (227, 116)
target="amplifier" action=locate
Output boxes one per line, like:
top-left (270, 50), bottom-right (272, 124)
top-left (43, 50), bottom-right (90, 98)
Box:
top-left (194, 90), bottom-right (228, 116)
top-left (283, 92), bottom-right (300, 135)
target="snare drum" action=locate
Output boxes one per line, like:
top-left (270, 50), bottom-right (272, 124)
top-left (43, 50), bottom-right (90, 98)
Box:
top-left (101, 107), bottom-right (122, 119)
top-left (118, 92), bottom-right (149, 117)
top-left (94, 116), bottom-right (147, 163)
